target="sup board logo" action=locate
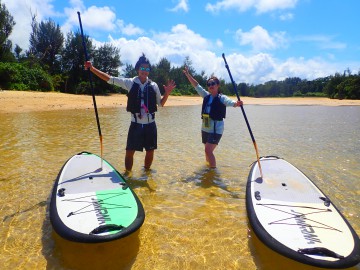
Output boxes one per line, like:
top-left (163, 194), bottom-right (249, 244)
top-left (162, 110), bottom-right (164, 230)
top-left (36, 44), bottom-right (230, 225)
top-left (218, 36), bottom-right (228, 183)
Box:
top-left (292, 210), bottom-right (322, 244)
top-left (92, 198), bottom-right (112, 225)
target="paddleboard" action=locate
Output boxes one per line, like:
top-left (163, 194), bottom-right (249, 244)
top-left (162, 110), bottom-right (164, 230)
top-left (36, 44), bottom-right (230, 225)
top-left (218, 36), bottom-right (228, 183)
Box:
top-left (50, 151), bottom-right (145, 243)
top-left (246, 156), bottom-right (360, 268)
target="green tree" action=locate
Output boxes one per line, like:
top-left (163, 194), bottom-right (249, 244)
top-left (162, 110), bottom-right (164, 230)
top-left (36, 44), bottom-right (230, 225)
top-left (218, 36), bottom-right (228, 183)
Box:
top-left (0, 1), bottom-right (15, 62)
top-left (238, 82), bottom-right (249, 96)
top-left (14, 44), bottom-right (22, 60)
top-left (28, 17), bottom-right (64, 74)
top-left (171, 57), bottom-right (200, 95)
top-left (323, 73), bottom-right (344, 98)
top-left (335, 76), bottom-right (360, 99)
top-left (92, 43), bottom-right (122, 94)
top-left (61, 31), bottom-right (94, 93)
top-left (123, 63), bottom-right (137, 78)
top-left (151, 58), bottom-right (171, 95)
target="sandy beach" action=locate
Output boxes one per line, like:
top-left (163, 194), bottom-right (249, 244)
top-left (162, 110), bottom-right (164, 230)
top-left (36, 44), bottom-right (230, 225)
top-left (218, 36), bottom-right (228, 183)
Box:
top-left (0, 90), bottom-right (359, 113)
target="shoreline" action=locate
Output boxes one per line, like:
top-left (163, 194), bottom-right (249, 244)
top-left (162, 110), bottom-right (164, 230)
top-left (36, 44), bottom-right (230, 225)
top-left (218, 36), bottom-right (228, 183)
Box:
top-left (1, 90), bottom-right (359, 113)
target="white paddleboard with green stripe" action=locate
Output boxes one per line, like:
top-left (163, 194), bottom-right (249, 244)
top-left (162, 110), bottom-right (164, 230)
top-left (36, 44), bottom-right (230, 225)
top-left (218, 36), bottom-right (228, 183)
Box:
top-left (50, 151), bottom-right (145, 243)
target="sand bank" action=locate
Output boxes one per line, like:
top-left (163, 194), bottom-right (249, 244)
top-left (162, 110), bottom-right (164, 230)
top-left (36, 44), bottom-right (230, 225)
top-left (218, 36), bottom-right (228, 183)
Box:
top-left (0, 90), bottom-right (359, 113)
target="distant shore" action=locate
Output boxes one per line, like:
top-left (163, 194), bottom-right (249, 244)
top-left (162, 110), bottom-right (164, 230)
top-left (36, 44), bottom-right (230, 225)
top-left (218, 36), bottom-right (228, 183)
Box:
top-left (0, 90), bottom-right (359, 113)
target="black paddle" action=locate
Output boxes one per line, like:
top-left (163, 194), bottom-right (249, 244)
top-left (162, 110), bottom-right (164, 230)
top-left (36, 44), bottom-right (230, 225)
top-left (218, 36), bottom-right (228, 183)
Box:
top-left (222, 53), bottom-right (264, 179)
top-left (77, 11), bottom-right (103, 168)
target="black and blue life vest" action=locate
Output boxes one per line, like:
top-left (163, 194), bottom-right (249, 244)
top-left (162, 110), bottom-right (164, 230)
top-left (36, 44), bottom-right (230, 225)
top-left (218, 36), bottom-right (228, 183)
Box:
top-left (126, 80), bottom-right (157, 114)
top-left (201, 94), bottom-right (226, 121)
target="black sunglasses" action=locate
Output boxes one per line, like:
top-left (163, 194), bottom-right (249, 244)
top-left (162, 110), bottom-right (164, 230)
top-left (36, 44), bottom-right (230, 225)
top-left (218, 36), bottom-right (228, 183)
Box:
top-left (207, 81), bottom-right (218, 87)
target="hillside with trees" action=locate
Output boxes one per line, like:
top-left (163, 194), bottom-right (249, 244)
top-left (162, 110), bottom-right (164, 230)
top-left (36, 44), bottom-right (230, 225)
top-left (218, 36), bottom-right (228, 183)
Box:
top-left (1, 2), bottom-right (359, 99)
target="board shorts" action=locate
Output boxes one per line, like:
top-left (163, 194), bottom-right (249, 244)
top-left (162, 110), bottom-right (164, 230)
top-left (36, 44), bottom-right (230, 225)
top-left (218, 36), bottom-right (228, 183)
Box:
top-left (126, 122), bottom-right (157, 151)
top-left (201, 131), bottom-right (222, 145)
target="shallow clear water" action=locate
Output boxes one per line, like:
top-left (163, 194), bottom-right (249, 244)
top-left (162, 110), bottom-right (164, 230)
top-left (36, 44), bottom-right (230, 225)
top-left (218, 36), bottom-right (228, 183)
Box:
top-left (0, 105), bottom-right (359, 270)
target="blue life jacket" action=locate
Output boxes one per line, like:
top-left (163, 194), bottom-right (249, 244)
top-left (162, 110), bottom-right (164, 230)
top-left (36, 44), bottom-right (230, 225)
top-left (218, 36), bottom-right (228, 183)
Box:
top-left (126, 80), bottom-right (157, 114)
top-left (201, 94), bottom-right (226, 121)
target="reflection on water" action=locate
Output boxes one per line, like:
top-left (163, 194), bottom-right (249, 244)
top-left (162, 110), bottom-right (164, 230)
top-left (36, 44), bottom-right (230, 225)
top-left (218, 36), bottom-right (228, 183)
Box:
top-left (247, 229), bottom-right (334, 270)
top-left (53, 230), bottom-right (140, 270)
top-left (0, 105), bottom-right (359, 269)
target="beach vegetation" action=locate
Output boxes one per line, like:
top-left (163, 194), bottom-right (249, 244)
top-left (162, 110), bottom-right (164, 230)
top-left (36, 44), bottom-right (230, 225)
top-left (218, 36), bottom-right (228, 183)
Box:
top-left (0, 62), bottom-right (53, 91)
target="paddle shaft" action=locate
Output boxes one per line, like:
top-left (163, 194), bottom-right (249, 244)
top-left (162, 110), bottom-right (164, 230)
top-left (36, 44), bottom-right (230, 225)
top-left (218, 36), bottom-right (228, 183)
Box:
top-left (222, 53), bottom-right (263, 178)
top-left (77, 12), bottom-right (103, 164)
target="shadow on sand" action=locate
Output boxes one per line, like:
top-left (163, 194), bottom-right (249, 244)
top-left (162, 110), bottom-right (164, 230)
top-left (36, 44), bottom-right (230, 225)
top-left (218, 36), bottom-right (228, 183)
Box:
top-left (183, 166), bottom-right (241, 199)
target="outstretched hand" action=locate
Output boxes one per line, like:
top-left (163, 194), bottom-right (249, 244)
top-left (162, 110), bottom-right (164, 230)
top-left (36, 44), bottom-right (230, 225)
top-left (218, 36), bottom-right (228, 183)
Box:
top-left (163, 80), bottom-right (176, 95)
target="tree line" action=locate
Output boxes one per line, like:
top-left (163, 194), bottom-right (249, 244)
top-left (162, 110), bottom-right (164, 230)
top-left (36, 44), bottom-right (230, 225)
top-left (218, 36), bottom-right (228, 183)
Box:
top-left (1, 2), bottom-right (359, 99)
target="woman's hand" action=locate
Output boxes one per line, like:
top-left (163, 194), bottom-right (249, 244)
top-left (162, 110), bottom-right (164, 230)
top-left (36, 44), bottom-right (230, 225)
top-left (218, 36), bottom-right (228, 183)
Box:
top-left (183, 66), bottom-right (190, 76)
top-left (182, 66), bottom-right (198, 87)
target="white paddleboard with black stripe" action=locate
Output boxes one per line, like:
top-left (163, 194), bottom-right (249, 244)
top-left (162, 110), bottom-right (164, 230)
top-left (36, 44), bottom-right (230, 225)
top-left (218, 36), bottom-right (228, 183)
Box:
top-left (50, 151), bottom-right (145, 243)
top-left (246, 156), bottom-right (360, 268)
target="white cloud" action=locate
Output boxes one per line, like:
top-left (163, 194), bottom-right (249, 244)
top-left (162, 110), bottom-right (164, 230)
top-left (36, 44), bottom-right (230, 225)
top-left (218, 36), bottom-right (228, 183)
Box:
top-left (116, 20), bottom-right (144, 36)
top-left (80, 6), bottom-right (116, 31)
top-left (205, 0), bottom-right (298, 14)
top-left (255, 0), bottom-right (298, 13)
top-left (274, 57), bottom-right (338, 81)
top-left (219, 54), bottom-right (346, 84)
top-left (62, 5), bottom-right (117, 36)
top-left (103, 24), bottom-right (347, 85)
top-left (279, 12), bottom-right (294, 20)
top-left (216, 39), bottom-right (224, 48)
top-left (154, 24), bottom-right (210, 50)
top-left (168, 0), bottom-right (189, 12)
top-left (63, 5), bottom-right (143, 38)
top-left (206, 0), bottom-right (253, 13)
top-left (295, 35), bottom-right (347, 50)
top-left (107, 24), bottom-right (213, 70)
top-left (235, 26), bottom-right (287, 51)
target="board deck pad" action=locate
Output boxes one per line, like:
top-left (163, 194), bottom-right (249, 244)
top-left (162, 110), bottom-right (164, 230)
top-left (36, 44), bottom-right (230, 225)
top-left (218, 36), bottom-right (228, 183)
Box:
top-left (246, 156), bottom-right (360, 268)
top-left (50, 152), bottom-right (145, 243)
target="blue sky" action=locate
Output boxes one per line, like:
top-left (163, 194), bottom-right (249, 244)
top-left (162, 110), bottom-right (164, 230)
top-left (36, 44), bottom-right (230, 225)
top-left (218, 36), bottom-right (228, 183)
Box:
top-left (3, 0), bottom-right (360, 84)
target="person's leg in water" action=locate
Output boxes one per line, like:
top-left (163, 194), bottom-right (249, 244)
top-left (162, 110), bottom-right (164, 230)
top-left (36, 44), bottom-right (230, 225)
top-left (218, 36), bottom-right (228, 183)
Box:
top-left (125, 150), bottom-right (135, 172)
top-left (144, 149), bottom-right (154, 170)
top-left (205, 142), bottom-right (217, 168)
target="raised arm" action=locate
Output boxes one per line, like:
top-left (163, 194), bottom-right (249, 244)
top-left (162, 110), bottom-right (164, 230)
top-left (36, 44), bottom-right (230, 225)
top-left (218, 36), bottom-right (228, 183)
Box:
top-left (183, 66), bottom-right (199, 87)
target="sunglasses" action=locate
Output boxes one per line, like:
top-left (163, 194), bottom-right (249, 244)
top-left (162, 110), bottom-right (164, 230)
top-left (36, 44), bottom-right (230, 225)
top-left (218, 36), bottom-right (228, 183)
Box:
top-left (139, 67), bottom-right (150, 72)
top-left (207, 81), bottom-right (218, 87)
